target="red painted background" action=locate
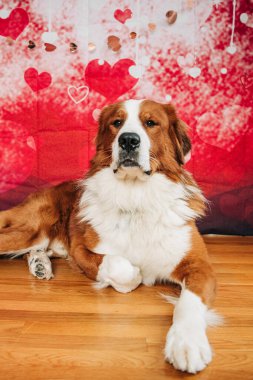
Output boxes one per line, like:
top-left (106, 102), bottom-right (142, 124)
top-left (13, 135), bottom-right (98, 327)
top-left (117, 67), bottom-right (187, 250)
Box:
top-left (0, 0), bottom-right (252, 235)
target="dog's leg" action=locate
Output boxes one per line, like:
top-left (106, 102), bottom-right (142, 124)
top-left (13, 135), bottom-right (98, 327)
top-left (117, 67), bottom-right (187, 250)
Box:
top-left (27, 249), bottom-right (54, 280)
top-left (0, 206), bottom-right (44, 255)
top-left (96, 255), bottom-right (142, 293)
top-left (165, 232), bottom-right (217, 374)
top-left (71, 243), bottom-right (142, 293)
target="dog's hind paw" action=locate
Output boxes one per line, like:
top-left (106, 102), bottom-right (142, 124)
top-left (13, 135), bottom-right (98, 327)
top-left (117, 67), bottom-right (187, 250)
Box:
top-left (27, 250), bottom-right (54, 280)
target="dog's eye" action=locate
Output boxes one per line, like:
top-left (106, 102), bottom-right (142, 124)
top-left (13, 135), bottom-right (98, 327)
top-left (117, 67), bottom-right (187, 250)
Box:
top-left (113, 119), bottom-right (122, 128)
top-left (146, 120), bottom-right (156, 127)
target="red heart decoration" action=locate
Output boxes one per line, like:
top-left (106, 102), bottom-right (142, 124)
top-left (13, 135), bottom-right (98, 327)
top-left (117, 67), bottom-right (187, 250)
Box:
top-left (24, 68), bottom-right (52, 92)
top-left (44, 43), bottom-right (56, 52)
top-left (0, 8), bottom-right (29, 40)
top-left (85, 59), bottom-right (138, 101)
top-left (114, 8), bottom-right (132, 24)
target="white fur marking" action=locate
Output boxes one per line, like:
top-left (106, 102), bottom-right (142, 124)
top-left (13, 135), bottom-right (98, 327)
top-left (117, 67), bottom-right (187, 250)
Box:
top-left (165, 289), bottom-right (212, 373)
top-left (111, 99), bottom-right (151, 175)
top-left (79, 168), bottom-right (196, 285)
top-left (96, 255), bottom-right (142, 293)
top-left (49, 239), bottom-right (68, 258)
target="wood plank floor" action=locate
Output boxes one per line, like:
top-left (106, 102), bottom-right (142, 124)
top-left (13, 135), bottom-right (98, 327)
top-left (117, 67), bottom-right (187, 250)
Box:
top-left (0, 236), bottom-right (252, 380)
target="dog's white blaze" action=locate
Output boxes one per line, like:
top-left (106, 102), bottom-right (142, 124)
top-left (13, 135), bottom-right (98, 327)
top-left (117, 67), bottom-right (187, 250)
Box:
top-left (111, 99), bottom-right (151, 174)
top-left (79, 168), bottom-right (196, 285)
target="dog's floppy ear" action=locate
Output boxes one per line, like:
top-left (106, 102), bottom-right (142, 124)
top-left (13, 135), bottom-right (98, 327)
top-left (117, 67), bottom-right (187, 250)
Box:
top-left (163, 104), bottom-right (191, 165)
top-left (173, 119), bottom-right (191, 165)
top-left (96, 104), bottom-right (114, 150)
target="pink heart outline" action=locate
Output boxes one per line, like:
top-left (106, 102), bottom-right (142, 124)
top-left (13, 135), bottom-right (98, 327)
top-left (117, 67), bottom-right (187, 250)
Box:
top-left (67, 85), bottom-right (89, 104)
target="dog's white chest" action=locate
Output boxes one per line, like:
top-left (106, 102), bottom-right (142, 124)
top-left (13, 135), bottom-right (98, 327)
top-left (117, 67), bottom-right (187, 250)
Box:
top-left (79, 169), bottom-right (194, 283)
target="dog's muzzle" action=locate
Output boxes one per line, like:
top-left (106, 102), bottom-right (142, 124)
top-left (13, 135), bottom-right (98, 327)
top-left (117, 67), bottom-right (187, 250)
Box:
top-left (113, 132), bottom-right (151, 176)
top-left (118, 132), bottom-right (140, 168)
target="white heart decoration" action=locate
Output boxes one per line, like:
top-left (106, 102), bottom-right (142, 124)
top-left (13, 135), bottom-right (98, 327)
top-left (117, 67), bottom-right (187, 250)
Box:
top-left (188, 66), bottom-right (201, 78)
top-left (165, 94), bottom-right (172, 102)
top-left (68, 86), bottom-right (89, 104)
top-left (27, 136), bottom-right (36, 150)
top-left (42, 32), bottom-right (58, 44)
top-left (177, 56), bottom-right (186, 67)
top-left (177, 53), bottom-right (194, 68)
top-left (92, 108), bottom-right (101, 121)
top-left (226, 45), bottom-right (237, 54)
top-left (0, 9), bottom-right (11, 18)
top-left (129, 65), bottom-right (144, 78)
top-left (240, 13), bottom-right (248, 24)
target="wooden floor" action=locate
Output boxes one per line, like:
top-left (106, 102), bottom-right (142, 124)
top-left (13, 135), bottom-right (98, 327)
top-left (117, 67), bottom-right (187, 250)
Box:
top-left (0, 236), bottom-right (252, 380)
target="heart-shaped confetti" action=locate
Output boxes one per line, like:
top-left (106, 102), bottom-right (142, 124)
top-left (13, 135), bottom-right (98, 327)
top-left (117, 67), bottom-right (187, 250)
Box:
top-left (70, 42), bottom-right (77, 53)
top-left (107, 35), bottom-right (121, 52)
top-left (166, 10), bottom-right (177, 25)
top-left (240, 13), bottom-right (248, 24)
top-left (68, 86), bottom-right (89, 104)
top-left (24, 68), bottom-right (52, 92)
top-left (177, 53), bottom-right (194, 68)
top-left (42, 31), bottom-right (58, 44)
top-left (28, 40), bottom-right (36, 49)
top-left (0, 9), bottom-right (11, 18)
top-left (226, 45), bottom-right (237, 54)
top-left (85, 59), bottom-right (138, 100)
top-left (27, 136), bottom-right (36, 150)
top-left (0, 8), bottom-right (29, 40)
top-left (148, 23), bottom-right (156, 31)
top-left (114, 8), bottom-right (132, 24)
top-left (92, 108), bottom-right (102, 121)
top-left (44, 43), bottom-right (56, 52)
top-left (129, 32), bottom-right (137, 39)
top-left (188, 66), bottom-right (201, 78)
top-left (6, 36), bottom-right (14, 45)
top-left (88, 42), bottom-right (96, 51)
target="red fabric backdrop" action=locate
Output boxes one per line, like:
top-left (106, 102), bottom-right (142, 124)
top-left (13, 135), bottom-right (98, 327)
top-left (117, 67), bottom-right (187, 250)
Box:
top-left (0, 0), bottom-right (252, 235)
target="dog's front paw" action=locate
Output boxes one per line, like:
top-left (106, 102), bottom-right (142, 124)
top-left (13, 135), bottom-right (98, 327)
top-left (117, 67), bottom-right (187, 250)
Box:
top-left (27, 250), bottom-right (54, 280)
top-left (165, 323), bottom-right (212, 374)
top-left (96, 255), bottom-right (142, 293)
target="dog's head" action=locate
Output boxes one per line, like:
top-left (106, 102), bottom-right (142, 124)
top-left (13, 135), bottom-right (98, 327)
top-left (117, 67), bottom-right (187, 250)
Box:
top-left (92, 99), bottom-right (191, 180)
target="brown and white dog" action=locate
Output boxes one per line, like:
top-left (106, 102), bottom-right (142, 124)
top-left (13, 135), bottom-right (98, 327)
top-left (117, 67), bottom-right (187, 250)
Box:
top-left (0, 99), bottom-right (219, 374)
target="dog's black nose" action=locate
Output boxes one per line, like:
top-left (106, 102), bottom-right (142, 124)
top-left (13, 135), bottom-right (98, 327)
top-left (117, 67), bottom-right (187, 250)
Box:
top-left (118, 132), bottom-right (140, 152)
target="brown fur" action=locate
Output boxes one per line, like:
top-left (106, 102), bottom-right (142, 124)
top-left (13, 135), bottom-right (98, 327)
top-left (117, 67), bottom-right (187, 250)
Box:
top-left (171, 223), bottom-right (216, 306)
top-left (0, 182), bottom-right (77, 253)
top-left (0, 100), bottom-right (215, 307)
